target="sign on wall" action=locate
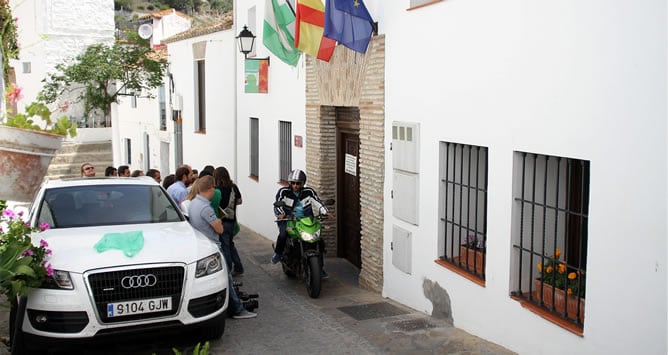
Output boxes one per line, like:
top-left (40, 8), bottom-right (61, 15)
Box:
top-left (244, 59), bottom-right (269, 93)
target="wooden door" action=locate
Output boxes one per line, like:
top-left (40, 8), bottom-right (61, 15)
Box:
top-left (336, 111), bottom-right (361, 268)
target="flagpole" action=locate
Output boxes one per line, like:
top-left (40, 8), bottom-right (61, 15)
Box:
top-left (285, 0), bottom-right (296, 15)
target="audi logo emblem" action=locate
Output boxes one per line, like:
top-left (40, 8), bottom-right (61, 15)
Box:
top-left (121, 274), bottom-right (158, 289)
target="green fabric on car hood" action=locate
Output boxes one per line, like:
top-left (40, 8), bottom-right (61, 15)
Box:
top-left (94, 231), bottom-right (144, 257)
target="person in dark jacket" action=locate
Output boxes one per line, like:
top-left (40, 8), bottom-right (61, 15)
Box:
top-left (214, 166), bottom-right (244, 276)
top-left (272, 169), bottom-right (330, 277)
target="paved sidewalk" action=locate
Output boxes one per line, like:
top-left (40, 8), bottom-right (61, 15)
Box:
top-left (0, 226), bottom-right (516, 354)
top-left (214, 226), bottom-right (515, 355)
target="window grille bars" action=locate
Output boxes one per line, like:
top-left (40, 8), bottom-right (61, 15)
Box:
top-left (440, 142), bottom-right (488, 279)
top-left (511, 152), bottom-right (589, 326)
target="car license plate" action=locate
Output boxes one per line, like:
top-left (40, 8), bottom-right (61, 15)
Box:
top-left (107, 297), bottom-right (172, 318)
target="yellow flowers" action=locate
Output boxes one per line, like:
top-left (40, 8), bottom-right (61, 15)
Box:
top-left (536, 248), bottom-right (586, 298)
top-left (557, 263), bottom-right (566, 274)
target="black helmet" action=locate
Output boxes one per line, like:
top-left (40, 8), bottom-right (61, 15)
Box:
top-left (288, 169), bottom-right (307, 184)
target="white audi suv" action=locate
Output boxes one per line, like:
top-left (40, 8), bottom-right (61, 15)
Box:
top-left (16, 177), bottom-right (228, 352)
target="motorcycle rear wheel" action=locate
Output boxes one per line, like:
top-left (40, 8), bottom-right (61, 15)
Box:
top-left (305, 256), bottom-right (322, 298)
top-left (282, 262), bottom-right (297, 278)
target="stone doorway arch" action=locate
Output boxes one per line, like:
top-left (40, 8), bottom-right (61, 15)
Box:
top-left (304, 35), bottom-right (385, 292)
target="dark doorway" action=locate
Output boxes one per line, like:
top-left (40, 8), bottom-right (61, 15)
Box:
top-left (336, 107), bottom-right (361, 268)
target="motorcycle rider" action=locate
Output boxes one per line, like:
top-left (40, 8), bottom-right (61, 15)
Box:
top-left (272, 169), bottom-right (331, 277)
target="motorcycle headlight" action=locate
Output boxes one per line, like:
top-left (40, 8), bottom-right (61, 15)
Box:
top-left (300, 230), bottom-right (320, 242)
top-left (196, 253), bottom-right (223, 278)
top-left (40, 270), bottom-right (73, 290)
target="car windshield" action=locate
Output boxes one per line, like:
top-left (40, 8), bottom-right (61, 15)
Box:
top-left (37, 184), bottom-right (183, 228)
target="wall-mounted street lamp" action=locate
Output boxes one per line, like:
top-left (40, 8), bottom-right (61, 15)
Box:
top-left (236, 25), bottom-right (255, 59)
top-left (236, 25), bottom-right (269, 64)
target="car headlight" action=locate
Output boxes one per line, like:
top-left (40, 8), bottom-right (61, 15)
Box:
top-left (40, 270), bottom-right (73, 290)
top-left (196, 253), bottom-right (223, 278)
top-left (300, 230), bottom-right (320, 242)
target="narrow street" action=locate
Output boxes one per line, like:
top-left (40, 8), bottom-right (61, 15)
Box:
top-left (1, 226), bottom-right (514, 355)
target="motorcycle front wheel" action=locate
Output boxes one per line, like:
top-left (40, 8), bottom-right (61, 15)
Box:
top-left (304, 256), bottom-right (322, 298)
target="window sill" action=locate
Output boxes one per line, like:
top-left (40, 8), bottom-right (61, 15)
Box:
top-left (511, 294), bottom-right (584, 336)
top-left (435, 258), bottom-right (485, 287)
top-left (407, 0), bottom-right (444, 11)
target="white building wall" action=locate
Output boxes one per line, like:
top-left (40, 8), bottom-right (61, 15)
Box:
top-left (152, 13), bottom-right (191, 47)
top-left (235, 5), bottom-right (308, 240)
top-left (10, 0), bottom-right (115, 123)
top-left (167, 30), bottom-right (238, 177)
top-left (115, 11), bottom-right (192, 174)
top-left (115, 93), bottom-right (165, 171)
top-left (381, 1), bottom-right (666, 355)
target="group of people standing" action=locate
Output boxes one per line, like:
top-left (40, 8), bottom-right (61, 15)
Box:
top-left (165, 164), bottom-right (255, 320)
top-left (78, 162), bottom-right (332, 319)
top-left (79, 162), bottom-right (161, 182)
top-left (79, 161), bottom-right (254, 319)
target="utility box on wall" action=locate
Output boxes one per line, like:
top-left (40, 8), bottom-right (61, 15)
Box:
top-left (392, 225), bottom-right (412, 274)
top-left (392, 122), bottom-right (419, 173)
top-left (392, 122), bottom-right (419, 225)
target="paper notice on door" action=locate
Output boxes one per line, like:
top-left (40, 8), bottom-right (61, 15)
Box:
top-left (345, 154), bottom-right (357, 176)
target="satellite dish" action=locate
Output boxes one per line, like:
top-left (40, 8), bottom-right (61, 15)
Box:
top-left (138, 24), bottom-right (153, 39)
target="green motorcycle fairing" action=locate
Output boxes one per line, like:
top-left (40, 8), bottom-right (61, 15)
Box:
top-left (286, 216), bottom-right (322, 243)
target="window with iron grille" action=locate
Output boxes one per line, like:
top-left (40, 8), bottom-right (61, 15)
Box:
top-left (510, 152), bottom-right (589, 328)
top-left (158, 85), bottom-right (166, 131)
top-left (124, 138), bottom-right (132, 165)
top-left (250, 117), bottom-right (259, 178)
top-left (279, 121), bottom-right (292, 182)
top-left (439, 142), bottom-right (488, 280)
top-left (195, 60), bottom-right (206, 132)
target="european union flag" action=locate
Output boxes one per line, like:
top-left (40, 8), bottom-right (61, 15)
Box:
top-left (323, 0), bottom-right (374, 54)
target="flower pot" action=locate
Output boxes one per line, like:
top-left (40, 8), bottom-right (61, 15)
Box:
top-left (460, 245), bottom-right (485, 274)
top-left (534, 278), bottom-right (585, 321)
top-left (0, 125), bottom-right (63, 202)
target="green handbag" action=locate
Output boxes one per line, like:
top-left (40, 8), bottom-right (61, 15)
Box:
top-left (233, 222), bottom-right (240, 236)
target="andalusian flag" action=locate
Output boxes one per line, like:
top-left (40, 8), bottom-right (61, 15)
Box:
top-left (295, 0), bottom-right (336, 62)
top-left (263, 0), bottom-right (300, 66)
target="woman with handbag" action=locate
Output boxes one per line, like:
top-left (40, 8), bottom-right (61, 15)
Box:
top-left (214, 166), bottom-right (244, 276)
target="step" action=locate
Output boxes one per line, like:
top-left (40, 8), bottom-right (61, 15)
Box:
top-left (56, 142), bottom-right (113, 154)
top-left (50, 151), bottom-right (113, 165)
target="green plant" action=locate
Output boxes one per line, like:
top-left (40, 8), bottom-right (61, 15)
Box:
top-left (465, 233), bottom-right (485, 251)
top-left (537, 248), bottom-right (586, 298)
top-left (3, 101), bottom-right (76, 137)
top-left (0, 0), bottom-right (19, 83)
top-left (169, 341), bottom-right (210, 355)
top-left (39, 33), bottom-right (168, 127)
top-left (0, 200), bottom-right (53, 301)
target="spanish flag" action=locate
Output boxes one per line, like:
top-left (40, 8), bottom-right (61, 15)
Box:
top-left (295, 0), bottom-right (336, 62)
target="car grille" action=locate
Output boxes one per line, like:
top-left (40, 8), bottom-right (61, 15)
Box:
top-left (88, 266), bottom-right (185, 323)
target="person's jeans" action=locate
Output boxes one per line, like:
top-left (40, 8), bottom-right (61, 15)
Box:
top-left (227, 273), bottom-right (245, 315)
top-left (274, 221), bottom-right (288, 255)
top-left (220, 219), bottom-right (243, 273)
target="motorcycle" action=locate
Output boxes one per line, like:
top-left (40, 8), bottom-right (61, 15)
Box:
top-left (273, 199), bottom-right (334, 298)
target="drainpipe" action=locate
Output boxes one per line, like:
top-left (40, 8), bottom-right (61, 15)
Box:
top-left (232, 0), bottom-right (239, 182)
top-left (169, 72), bottom-right (183, 167)
top-left (173, 102), bottom-right (183, 167)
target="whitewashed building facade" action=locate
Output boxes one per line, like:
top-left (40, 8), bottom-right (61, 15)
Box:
top-left (233, 1), bottom-right (667, 354)
top-left (9, 0), bottom-right (115, 131)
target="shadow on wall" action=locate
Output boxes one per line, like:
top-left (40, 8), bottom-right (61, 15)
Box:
top-left (423, 278), bottom-right (453, 325)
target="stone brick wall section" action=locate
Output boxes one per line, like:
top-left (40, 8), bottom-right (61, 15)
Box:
top-left (305, 35), bottom-right (386, 292)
